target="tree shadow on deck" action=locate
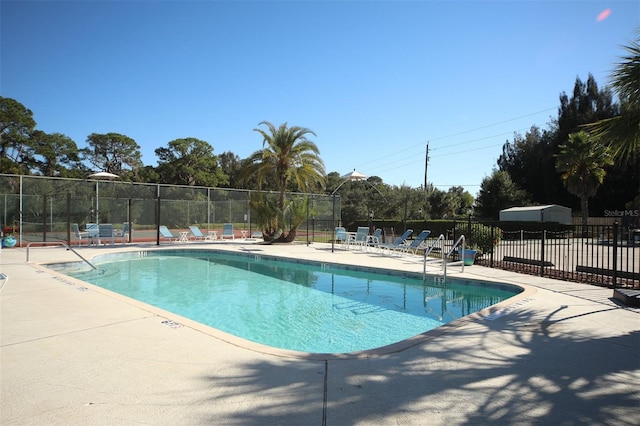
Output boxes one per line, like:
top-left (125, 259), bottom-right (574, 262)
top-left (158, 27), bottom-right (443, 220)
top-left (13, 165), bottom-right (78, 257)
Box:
top-left (196, 305), bottom-right (639, 425)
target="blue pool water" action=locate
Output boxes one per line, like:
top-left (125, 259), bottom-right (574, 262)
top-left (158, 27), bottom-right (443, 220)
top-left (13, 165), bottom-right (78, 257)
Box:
top-left (56, 250), bottom-right (521, 353)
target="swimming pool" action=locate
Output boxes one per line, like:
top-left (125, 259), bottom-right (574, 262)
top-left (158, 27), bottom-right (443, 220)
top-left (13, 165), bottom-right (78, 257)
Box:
top-left (53, 250), bottom-right (521, 354)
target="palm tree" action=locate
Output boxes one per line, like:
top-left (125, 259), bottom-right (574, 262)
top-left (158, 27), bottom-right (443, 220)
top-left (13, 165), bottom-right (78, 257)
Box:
top-left (242, 121), bottom-right (326, 242)
top-left (583, 33), bottom-right (639, 163)
top-left (556, 131), bottom-right (613, 231)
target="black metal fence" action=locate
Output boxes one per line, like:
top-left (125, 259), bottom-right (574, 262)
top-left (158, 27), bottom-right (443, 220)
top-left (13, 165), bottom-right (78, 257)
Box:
top-left (461, 221), bottom-right (639, 289)
top-left (305, 219), bottom-right (639, 288)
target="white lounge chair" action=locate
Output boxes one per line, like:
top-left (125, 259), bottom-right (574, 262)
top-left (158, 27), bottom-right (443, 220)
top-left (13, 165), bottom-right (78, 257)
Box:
top-left (397, 230), bottom-right (431, 255)
top-left (366, 228), bottom-right (383, 252)
top-left (379, 229), bottom-right (414, 255)
top-left (189, 225), bottom-right (206, 241)
top-left (72, 223), bottom-right (89, 246)
top-left (159, 226), bottom-right (178, 243)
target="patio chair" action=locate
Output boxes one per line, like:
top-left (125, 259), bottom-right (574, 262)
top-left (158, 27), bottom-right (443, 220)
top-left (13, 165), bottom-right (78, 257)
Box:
top-left (366, 228), bottom-right (383, 252)
top-left (397, 229), bottom-right (431, 255)
top-left (98, 223), bottom-right (115, 246)
top-left (120, 222), bottom-right (131, 244)
top-left (379, 229), bottom-right (414, 255)
top-left (85, 223), bottom-right (99, 245)
top-left (382, 227), bottom-right (395, 243)
top-left (221, 223), bottom-right (234, 240)
top-left (334, 227), bottom-right (348, 248)
top-left (189, 225), bottom-right (206, 241)
top-left (72, 223), bottom-right (89, 246)
top-left (349, 226), bottom-right (370, 250)
top-left (159, 225), bottom-right (178, 243)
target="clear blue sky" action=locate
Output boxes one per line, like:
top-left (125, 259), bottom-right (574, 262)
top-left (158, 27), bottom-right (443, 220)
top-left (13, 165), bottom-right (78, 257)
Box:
top-left (2, 0), bottom-right (638, 195)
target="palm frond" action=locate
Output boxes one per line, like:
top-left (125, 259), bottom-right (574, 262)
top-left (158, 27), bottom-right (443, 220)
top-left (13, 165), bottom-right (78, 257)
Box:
top-left (582, 33), bottom-right (640, 163)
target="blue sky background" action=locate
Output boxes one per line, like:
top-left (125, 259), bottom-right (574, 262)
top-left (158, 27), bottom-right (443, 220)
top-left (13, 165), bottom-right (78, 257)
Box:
top-left (2, 0), bottom-right (638, 194)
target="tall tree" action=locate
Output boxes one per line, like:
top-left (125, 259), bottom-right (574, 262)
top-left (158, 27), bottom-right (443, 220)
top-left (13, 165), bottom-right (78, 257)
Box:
top-left (556, 74), bottom-right (618, 145)
top-left (427, 188), bottom-right (449, 219)
top-left (498, 126), bottom-right (560, 204)
top-left (81, 132), bottom-right (143, 177)
top-left (241, 121), bottom-right (325, 242)
top-left (447, 186), bottom-right (474, 217)
top-left (425, 186), bottom-right (473, 219)
top-left (218, 151), bottom-right (244, 188)
top-left (556, 131), bottom-right (613, 229)
top-left (30, 131), bottom-right (82, 177)
top-left (155, 138), bottom-right (228, 187)
top-left (326, 171), bottom-right (344, 194)
top-left (498, 75), bottom-right (619, 209)
top-left (475, 170), bottom-right (530, 219)
top-left (0, 97), bottom-right (36, 174)
top-left (137, 165), bottom-right (161, 183)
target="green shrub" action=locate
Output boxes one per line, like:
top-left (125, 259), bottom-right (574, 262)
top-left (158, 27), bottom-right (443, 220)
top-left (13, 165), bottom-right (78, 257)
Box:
top-left (468, 223), bottom-right (500, 255)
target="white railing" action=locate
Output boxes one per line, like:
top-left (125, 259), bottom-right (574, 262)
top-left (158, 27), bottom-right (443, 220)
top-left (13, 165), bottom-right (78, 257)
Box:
top-left (435, 234), bottom-right (467, 282)
top-left (422, 234), bottom-right (446, 277)
top-left (26, 240), bottom-right (97, 270)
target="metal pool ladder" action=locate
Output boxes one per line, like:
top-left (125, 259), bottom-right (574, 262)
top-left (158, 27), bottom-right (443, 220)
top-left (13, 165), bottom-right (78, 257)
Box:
top-left (424, 234), bottom-right (466, 284)
top-left (26, 241), bottom-right (98, 270)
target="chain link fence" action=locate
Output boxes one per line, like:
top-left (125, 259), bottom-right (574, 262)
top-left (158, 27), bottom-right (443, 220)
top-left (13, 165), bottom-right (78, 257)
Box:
top-left (0, 174), bottom-right (340, 245)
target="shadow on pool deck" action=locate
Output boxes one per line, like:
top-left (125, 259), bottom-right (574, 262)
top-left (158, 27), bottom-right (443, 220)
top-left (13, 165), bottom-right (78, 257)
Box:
top-left (1, 243), bottom-right (638, 425)
top-left (197, 309), bottom-right (639, 425)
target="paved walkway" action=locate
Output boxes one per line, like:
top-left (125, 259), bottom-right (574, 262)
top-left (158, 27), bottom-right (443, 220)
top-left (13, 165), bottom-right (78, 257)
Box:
top-left (1, 242), bottom-right (639, 425)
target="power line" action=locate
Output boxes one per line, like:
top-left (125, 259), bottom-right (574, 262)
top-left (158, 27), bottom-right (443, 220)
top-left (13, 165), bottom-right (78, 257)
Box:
top-left (356, 106), bottom-right (555, 172)
top-left (432, 184), bottom-right (482, 187)
top-left (431, 144), bottom-right (504, 159)
top-left (430, 130), bottom-right (516, 153)
top-left (373, 149), bottom-right (495, 177)
top-left (427, 107), bottom-right (556, 143)
top-left (367, 130), bottom-right (523, 176)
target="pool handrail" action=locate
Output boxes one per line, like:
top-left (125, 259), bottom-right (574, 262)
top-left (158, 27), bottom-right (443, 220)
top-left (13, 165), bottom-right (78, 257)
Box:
top-left (446, 234), bottom-right (466, 276)
top-left (422, 234), bottom-right (446, 277)
top-left (26, 240), bottom-right (98, 270)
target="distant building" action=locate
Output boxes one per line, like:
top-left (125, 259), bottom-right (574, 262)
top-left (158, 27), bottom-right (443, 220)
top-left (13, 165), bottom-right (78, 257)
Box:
top-left (499, 205), bottom-right (572, 225)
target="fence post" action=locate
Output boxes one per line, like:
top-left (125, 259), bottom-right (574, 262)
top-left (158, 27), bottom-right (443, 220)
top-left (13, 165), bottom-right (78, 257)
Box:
top-left (540, 217), bottom-right (546, 277)
top-left (490, 224), bottom-right (495, 267)
top-left (452, 219), bottom-right (457, 243)
top-left (155, 186), bottom-right (161, 246)
top-left (306, 199), bottom-right (309, 246)
top-left (331, 194), bottom-right (336, 253)
top-left (612, 221), bottom-right (618, 287)
top-left (127, 199), bottom-right (132, 243)
top-left (66, 193), bottom-right (71, 246)
top-left (43, 194), bottom-right (48, 242)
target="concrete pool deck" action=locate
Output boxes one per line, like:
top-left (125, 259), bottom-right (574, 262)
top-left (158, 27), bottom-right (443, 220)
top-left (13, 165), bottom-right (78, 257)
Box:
top-left (1, 241), bottom-right (639, 425)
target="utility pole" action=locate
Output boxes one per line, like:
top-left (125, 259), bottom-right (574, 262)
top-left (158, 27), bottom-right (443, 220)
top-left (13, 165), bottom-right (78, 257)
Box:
top-left (424, 142), bottom-right (429, 190)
